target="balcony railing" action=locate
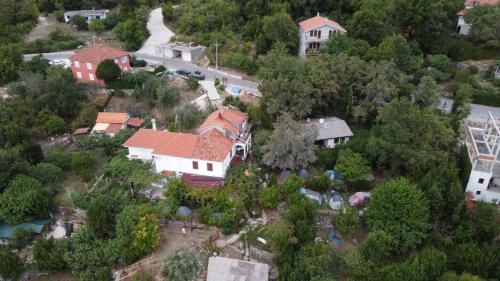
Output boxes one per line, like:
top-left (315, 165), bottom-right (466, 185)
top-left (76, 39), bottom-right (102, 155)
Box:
top-left (306, 48), bottom-right (321, 56)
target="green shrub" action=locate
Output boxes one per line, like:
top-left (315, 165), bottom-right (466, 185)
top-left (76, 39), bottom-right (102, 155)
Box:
top-left (96, 59), bottom-right (121, 83)
top-left (70, 15), bottom-right (88, 30)
top-left (220, 52), bottom-right (258, 75)
top-left (427, 54), bottom-right (451, 72)
top-left (471, 88), bottom-right (500, 106)
top-left (130, 56), bottom-right (147, 67)
top-left (54, 10), bottom-right (64, 22)
top-left (260, 185), bottom-right (280, 208)
top-left (186, 76), bottom-right (199, 90)
top-left (23, 29), bottom-right (82, 53)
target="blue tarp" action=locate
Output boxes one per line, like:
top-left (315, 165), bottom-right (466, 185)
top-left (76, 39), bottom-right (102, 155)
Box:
top-left (231, 87), bottom-right (241, 94)
top-left (325, 170), bottom-right (342, 181)
top-left (300, 187), bottom-right (322, 205)
top-left (0, 218), bottom-right (51, 239)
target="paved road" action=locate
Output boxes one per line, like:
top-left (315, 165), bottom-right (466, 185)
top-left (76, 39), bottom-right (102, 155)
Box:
top-left (137, 8), bottom-right (175, 55)
top-left (440, 97), bottom-right (500, 118)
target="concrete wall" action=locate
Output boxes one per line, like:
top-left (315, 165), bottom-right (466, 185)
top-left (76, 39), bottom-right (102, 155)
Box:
top-left (457, 16), bottom-right (472, 35)
top-left (465, 168), bottom-right (500, 202)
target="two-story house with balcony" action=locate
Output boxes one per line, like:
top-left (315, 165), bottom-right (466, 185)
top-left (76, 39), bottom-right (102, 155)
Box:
top-left (456, 0), bottom-right (499, 35)
top-left (123, 107), bottom-right (251, 187)
top-left (298, 13), bottom-right (347, 57)
top-left (69, 44), bottom-right (131, 85)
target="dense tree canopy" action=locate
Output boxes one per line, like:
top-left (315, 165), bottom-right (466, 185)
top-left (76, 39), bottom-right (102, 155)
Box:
top-left (367, 99), bottom-right (455, 178)
top-left (262, 113), bottom-right (317, 170)
top-left (366, 178), bottom-right (430, 253)
top-left (0, 175), bottom-right (53, 224)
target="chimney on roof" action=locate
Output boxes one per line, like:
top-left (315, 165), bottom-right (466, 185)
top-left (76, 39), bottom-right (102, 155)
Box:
top-left (152, 118), bottom-right (157, 131)
top-left (317, 12), bottom-right (320, 16)
top-left (307, 118), bottom-right (311, 123)
top-left (319, 118), bottom-right (324, 124)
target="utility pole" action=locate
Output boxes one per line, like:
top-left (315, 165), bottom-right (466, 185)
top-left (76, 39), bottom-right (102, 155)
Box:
top-left (215, 41), bottom-right (218, 71)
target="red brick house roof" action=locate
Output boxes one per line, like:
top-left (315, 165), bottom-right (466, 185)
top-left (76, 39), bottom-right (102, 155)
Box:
top-left (299, 15), bottom-right (346, 32)
top-left (96, 112), bottom-right (129, 124)
top-left (123, 129), bottom-right (234, 161)
top-left (198, 108), bottom-right (248, 136)
top-left (69, 44), bottom-right (129, 64)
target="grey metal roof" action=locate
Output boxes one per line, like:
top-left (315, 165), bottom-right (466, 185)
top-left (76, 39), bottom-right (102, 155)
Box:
top-left (64, 10), bottom-right (109, 16)
top-left (207, 257), bottom-right (269, 281)
top-left (303, 117), bottom-right (353, 140)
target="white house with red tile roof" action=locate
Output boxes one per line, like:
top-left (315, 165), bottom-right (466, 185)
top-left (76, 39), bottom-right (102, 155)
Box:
top-left (91, 112), bottom-right (144, 137)
top-left (69, 44), bottom-right (131, 85)
top-left (456, 0), bottom-right (499, 35)
top-left (123, 107), bottom-right (251, 181)
top-left (299, 13), bottom-right (346, 57)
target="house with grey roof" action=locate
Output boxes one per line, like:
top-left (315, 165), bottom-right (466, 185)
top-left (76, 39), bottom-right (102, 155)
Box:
top-left (303, 117), bottom-right (353, 148)
top-left (64, 9), bottom-right (110, 23)
top-left (207, 257), bottom-right (270, 281)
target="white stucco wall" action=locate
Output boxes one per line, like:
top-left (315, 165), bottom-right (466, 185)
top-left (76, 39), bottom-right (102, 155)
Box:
top-left (457, 16), bottom-right (472, 35)
top-left (465, 170), bottom-right (496, 201)
top-left (299, 25), bottom-right (345, 57)
top-left (154, 154), bottom-right (229, 178)
top-left (127, 147), bottom-right (154, 161)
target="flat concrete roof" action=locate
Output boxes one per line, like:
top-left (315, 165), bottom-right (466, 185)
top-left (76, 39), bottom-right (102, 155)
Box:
top-left (206, 257), bottom-right (269, 281)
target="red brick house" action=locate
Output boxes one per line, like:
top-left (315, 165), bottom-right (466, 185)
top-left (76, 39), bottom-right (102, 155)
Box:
top-left (69, 44), bottom-right (131, 85)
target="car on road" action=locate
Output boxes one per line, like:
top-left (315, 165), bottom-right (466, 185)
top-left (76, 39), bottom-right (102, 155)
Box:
top-left (175, 69), bottom-right (191, 77)
top-left (190, 70), bottom-right (205, 80)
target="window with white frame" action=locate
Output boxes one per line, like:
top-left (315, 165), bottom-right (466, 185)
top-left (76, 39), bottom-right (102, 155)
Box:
top-left (76, 72), bottom-right (82, 79)
top-left (74, 61), bottom-right (80, 68)
top-left (87, 63), bottom-right (92, 70)
top-left (89, 73), bottom-right (95, 81)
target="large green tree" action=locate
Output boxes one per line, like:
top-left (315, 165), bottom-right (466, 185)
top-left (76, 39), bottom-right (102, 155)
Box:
top-left (0, 175), bottom-right (53, 224)
top-left (259, 45), bottom-right (313, 119)
top-left (335, 148), bottom-right (371, 185)
top-left (366, 178), bottom-right (430, 253)
top-left (0, 247), bottom-right (24, 280)
top-left (96, 59), bottom-right (121, 83)
top-left (465, 5), bottom-right (500, 42)
top-left (367, 99), bottom-right (454, 178)
top-left (116, 204), bottom-right (160, 264)
top-left (262, 113), bottom-right (317, 170)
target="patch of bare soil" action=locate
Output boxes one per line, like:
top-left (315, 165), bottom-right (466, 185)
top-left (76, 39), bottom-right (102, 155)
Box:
top-left (25, 15), bottom-right (74, 42)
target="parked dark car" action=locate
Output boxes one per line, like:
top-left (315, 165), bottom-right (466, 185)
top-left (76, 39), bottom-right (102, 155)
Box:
top-left (175, 69), bottom-right (191, 77)
top-left (190, 70), bottom-right (205, 80)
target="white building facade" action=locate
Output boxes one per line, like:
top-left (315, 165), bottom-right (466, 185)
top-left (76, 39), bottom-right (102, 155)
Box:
top-left (464, 112), bottom-right (500, 204)
top-left (64, 9), bottom-right (109, 23)
top-left (456, 0), bottom-right (499, 35)
top-left (123, 108), bottom-right (251, 180)
top-left (298, 14), bottom-right (346, 57)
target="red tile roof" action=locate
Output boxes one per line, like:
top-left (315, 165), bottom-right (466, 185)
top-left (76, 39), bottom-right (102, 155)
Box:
top-left (96, 112), bottom-right (129, 124)
top-left (464, 0), bottom-right (498, 6)
top-left (127, 117), bottom-right (145, 127)
top-left (72, 127), bottom-right (90, 136)
top-left (299, 15), bottom-right (346, 32)
top-left (181, 173), bottom-right (224, 188)
top-left (193, 129), bottom-right (234, 162)
top-left (105, 123), bottom-right (123, 134)
top-left (123, 129), bottom-right (234, 161)
top-left (198, 108), bottom-right (247, 136)
top-left (69, 44), bottom-right (129, 64)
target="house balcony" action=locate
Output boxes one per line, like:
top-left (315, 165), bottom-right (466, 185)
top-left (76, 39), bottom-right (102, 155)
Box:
top-left (303, 35), bottom-right (330, 43)
top-left (306, 48), bottom-right (322, 56)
